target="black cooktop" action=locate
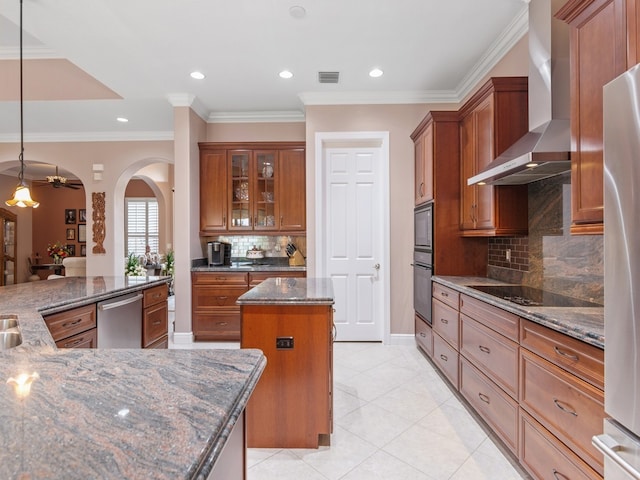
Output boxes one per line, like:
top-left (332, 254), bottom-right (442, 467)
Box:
top-left (469, 285), bottom-right (601, 308)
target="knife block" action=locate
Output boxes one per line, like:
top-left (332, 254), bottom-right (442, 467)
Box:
top-left (288, 250), bottom-right (305, 266)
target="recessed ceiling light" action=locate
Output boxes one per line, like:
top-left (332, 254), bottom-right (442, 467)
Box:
top-left (369, 68), bottom-right (384, 78)
top-left (289, 6), bottom-right (306, 19)
top-left (279, 70), bottom-right (294, 79)
top-left (190, 71), bottom-right (205, 80)
top-left (116, 117), bottom-right (129, 123)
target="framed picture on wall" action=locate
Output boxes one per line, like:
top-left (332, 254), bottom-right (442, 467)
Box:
top-left (65, 209), bottom-right (76, 224)
top-left (78, 224), bottom-right (86, 243)
top-left (79, 209), bottom-right (86, 223)
top-left (67, 244), bottom-right (76, 256)
top-left (66, 228), bottom-right (75, 241)
top-left (80, 244), bottom-right (86, 257)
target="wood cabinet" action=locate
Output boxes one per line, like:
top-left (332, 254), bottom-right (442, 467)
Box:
top-left (0, 208), bottom-right (17, 286)
top-left (411, 112), bottom-right (488, 275)
top-left (199, 142), bottom-right (305, 235)
top-left (458, 77), bottom-right (529, 236)
top-left (241, 303), bottom-right (333, 448)
top-left (556, 0), bottom-right (632, 234)
top-left (192, 270), bottom-right (307, 341)
top-left (142, 283), bottom-right (169, 348)
top-left (44, 303), bottom-right (97, 349)
top-left (414, 314), bottom-right (433, 357)
top-left (427, 282), bottom-right (604, 479)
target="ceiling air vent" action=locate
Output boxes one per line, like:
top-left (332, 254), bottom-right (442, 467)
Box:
top-left (318, 71), bottom-right (339, 84)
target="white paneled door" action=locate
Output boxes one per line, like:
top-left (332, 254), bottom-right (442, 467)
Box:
top-left (324, 146), bottom-right (384, 341)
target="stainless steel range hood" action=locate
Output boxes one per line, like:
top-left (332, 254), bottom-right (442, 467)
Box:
top-left (468, 0), bottom-right (571, 186)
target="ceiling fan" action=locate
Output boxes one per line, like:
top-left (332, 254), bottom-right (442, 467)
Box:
top-left (34, 166), bottom-right (82, 190)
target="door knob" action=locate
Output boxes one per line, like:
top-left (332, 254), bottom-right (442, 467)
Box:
top-left (373, 263), bottom-right (380, 270)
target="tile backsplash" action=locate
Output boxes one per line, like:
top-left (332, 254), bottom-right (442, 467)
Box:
top-left (488, 172), bottom-right (604, 305)
top-left (201, 235), bottom-right (307, 259)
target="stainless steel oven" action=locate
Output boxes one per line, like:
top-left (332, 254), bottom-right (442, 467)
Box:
top-left (413, 249), bottom-right (433, 324)
top-left (414, 202), bottom-right (433, 249)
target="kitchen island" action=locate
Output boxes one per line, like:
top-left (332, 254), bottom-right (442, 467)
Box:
top-left (238, 277), bottom-right (334, 448)
top-left (0, 276), bottom-right (266, 479)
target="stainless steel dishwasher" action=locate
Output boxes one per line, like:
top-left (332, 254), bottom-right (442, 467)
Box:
top-left (97, 292), bottom-right (143, 348)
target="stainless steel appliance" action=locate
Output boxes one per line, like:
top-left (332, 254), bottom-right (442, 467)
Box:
top-left (468, 285), bottom-right (600, 308)
top-left (414, 202), bottom-right (433, 323)
top-left (97, 292), bottom-right (143, 348)
top-left (207, 241), bottom-right (231, 266)
top-left (592, 63), bottom-right (640, 479)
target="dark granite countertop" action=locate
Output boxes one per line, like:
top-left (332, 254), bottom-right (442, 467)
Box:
top-left (433, 276), bottom-right (604, 349)
top-left (192, 256), bottom-right (306, 273)
top-left (236, 277), bottom-right (334, 305)
top-left (0, 276), bottom-right (266, 479)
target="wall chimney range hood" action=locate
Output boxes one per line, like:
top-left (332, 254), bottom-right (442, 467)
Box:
top-left (467, 0), bottom-right (571, 186)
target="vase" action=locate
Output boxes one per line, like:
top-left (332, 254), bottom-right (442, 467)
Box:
top-left (53, 256), bottom-right (62, 265)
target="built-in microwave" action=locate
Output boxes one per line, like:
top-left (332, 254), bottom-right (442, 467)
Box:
top-left (414, 202), bottom-right (433, 250)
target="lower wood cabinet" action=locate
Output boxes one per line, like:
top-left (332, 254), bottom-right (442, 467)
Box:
top-left (54, 328), bottom-right (97, 349)
top-left (459, 356), bottom-right (519, 454)
top-left (241, 303), bottom-right (332, 448)
top-left (414, 314), bottom-right (433, 357)
top-left (427, 282), bottom-right (604, 480)
top-left (192, 270), bottom-right (306, 341)
top-left (520, 410), bottom-right (600, 480)
top-left (44, 304), bottom-right (96, 349)
top-left (142, 283), bottom-right (169, 348)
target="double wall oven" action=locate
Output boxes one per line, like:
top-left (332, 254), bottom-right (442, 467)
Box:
top-left (413, 202), bottom-right (433, 324)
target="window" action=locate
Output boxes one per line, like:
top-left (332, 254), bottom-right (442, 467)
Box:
top-left (125, 198), bottom-right (159, 256)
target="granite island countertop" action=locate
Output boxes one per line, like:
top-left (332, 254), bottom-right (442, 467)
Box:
top-left (0, 276), bottom-right (267, 479)
top-left (191, 257), bottom-right (306, 273)
top-left (236, 277), bottom-right (334, 305)
top-left (433, 276), bottom-right (604, 349)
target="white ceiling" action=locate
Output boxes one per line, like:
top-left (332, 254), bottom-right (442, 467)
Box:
top-left (0, 0), bottom-right (528, 143)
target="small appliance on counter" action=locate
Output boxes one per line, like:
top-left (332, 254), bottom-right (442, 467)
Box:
top-left (286, 242), bottom-right (305, 266)
top-left (246, 246), bottom-right (265, 261)
top-left (207, 241), bottom-right (231, 266)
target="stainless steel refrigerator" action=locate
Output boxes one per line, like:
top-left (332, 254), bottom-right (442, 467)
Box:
top-left (593, 63), bottom-right (640, 479)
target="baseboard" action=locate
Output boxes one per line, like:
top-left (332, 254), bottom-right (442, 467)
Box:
top-left (172, 331), bottom-right (193, 344)
top-left (386, 333), bottom-right (416, 346)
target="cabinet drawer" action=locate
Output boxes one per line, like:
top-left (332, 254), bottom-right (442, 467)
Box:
top-left (460, 356), bottom-right (519, 454)
top-left (460, 293), bottom-right (519, 341)
top-left (432, 298), bottom-right (459, 348)
top-left (520, 410), bottom-right (601, 480)
top-left (192, 272), bottom-right (248, 285)
top-left (44, 304), bottom-right (97, 342)
top-left (461, 314), bottom-right (519, 398)
top-left (249, 271), bottom-right (306, 287)
top-left (433, 333), bottom-right (459, 388)
top-left (143, 301), bottom-right (168, 348)
top-left (520, 349), bottom-right (604, 475)
top-left (520, 319), bottom-right (603, 390)
top-left (194, 310), bottom-right (241, 341)
top-left (143, 283), bottom-right (168, 308)
top-left (432, 283), bottom-right (459, 310)
top-left (415, 314), bottom-right (433, 357)
top-left (192, 285), bottom-right (248, 309)
top-left (54, 328), bottom-right (97, 349)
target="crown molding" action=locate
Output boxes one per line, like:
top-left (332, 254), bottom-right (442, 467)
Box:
top-left (0, 131), bottom-right (174, 143)
top-left (299, 90), bottom-right (459, 106)
top-left (0, 46), bottom-right (61, 60)
top-left (207, 110), bottom-right (305, 123)
top-left (166, 93), bottom-right (209, 122)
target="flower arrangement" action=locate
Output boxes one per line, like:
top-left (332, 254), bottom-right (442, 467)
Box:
top-left (47, 242), bottom-right (71, 263)
top-left (163, 249), bottom-right (174, 276)
top-left (125, 252), bottom-right (147, 277)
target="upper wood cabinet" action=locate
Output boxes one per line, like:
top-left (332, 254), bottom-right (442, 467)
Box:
top-left (411, 111), bottom-right (488, 276)
top-left (199, 142), bottom-right (306, 235)
top-left (556, 0), bottom-right (631, 234)
top-left (458, 77), bottom-right (529, 237)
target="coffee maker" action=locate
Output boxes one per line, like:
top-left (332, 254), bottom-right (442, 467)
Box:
top-left (207, 241), bottom-right (231, 266)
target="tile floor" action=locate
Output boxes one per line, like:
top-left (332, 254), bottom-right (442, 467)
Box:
top-left (167, 299), bottom-right (528, 479)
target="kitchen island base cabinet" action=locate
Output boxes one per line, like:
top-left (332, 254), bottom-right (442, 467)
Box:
top-left (241, 304), bottom-right (333, 449)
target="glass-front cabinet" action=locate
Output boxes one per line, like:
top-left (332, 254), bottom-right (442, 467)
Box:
top-left (229, 150), bottom-right (278, 232)
top-left (0, 208), bottom-right (17, 286)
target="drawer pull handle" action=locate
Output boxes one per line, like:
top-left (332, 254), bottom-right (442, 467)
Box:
top-left (478, 345), bottom-right (491, 354)
top-left (441, 292), bottom-right (449, 297)
top-left (553, 399), bottom-right (578, 417)
top-left (440, 354), bottom-right (448, 362)
top-left (554, 346), bottom-right (579, 362)
top-left (478, 392), bottom-right (490, 404)
top-left (216, 296), bottom-right (229, 301)
top-left (440, 318), bottom-right (449, 324)
top-left (62, 319), bottom-right (83, 328)
top-left (216, 322), bottom-right (228, 326)
top-left (552, 469), bottom-right (569, 480)
top-left (419, 332), bottom-right (426, 338)
top-left (152, 320), bottom-right (161, 326)
top-left (64, 338), bottom-right (84, 348)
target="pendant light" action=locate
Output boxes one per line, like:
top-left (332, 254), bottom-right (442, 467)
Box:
top-left (5, 0), bottom-right (39, 208)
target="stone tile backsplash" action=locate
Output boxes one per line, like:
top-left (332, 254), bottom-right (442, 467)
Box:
top-left (201, 235), bottom-right (307, 259)
top-left (488, 172), bottom-right (604, 305)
